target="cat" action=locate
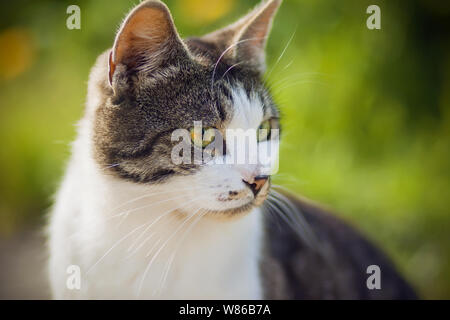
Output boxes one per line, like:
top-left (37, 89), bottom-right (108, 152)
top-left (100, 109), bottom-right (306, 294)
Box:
top-left (48, 0), bottom-right (416, 299)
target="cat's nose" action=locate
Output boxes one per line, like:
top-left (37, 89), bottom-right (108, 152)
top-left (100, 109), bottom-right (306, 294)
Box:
top-left (243, 175), bottom-right (269, 196)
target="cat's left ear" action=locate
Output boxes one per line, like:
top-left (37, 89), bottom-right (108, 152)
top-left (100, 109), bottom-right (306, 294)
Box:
top-left (234, 0), bottom-right (282, 73)
top-left (108, 0), bottom-right (190, 86)
top-left (203, 0), bottom-right (282, 74)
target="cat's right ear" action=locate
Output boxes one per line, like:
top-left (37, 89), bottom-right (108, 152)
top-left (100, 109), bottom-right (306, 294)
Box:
top-left (108, 0), bottom-right (190, 86)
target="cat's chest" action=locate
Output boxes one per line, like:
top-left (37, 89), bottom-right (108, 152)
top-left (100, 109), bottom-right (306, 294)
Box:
top-left (141, 234), bottom-right (263, 299)
top-left (84, 208), bottom-right (264, 299)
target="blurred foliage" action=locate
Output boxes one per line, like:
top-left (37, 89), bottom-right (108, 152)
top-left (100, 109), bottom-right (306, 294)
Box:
top-left (0, 0), bottom-right (449, 298)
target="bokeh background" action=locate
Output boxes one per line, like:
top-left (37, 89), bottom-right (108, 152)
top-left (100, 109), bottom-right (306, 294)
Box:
top-left (0, 0), bottom-right (449, 299)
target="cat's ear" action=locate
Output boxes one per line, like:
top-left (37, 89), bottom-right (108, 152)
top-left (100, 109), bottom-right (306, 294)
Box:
top-left (202, 0), bottom-right (282, 74)
top-left (234, 0), bottom-right (281, 73)
top-left (108, 0), bottom-right (190, 85)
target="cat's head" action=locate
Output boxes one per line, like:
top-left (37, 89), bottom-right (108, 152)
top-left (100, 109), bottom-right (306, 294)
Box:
top-left (91, 0), bottom-right (282, 216)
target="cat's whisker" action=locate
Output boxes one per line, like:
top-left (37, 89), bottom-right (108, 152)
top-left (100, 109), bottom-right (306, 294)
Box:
top-left (115, 212), bottom-right (129, 229)
top-left (142, 238), bottom-right (162, 265)
top-left (102, 163), bottom-right (122, 170)
top-left (86, 222), bottom-right (148, 275)
top-left (88, 197), bottom-right (205, 276)
top-left (271, 76), bottom-right (331, 91)
top-left (68, 190), bottom-right (207, 240)
top-left (269, 190), bottom-right (323, 248)
top-left (126, 214), bottom-right (179, 258)
top-left (271, 180), bottom-right (298, 189)
top-left (154, 209), bottom-right (208, 296)
top-left (152, 209), bottom-right (207, 297)
top-left (264, 27), bottom-right (297, 80)
top-left (125, 232), bottom-right (156, 259)
top-left (281, 59), bottom-right (295, 71)
top-left (269, 72), bottom-right (333, 89)
top-left (266, 192), bottom-right (317, 250)
top-left (155, 252), bottom-right (176, 297)
top-left (220, 61), bottom-right (244, 81)
top-left (144, 207), bottom-right (203, 259)
top-left (137, 207), bottom-right (204, 297)
top-left (264, 198), bottom-right (302, 238)
top-left (271, 181), bottom-right (301, 192)
top-left (126, 198), bottom-right (202, 254)
top-left (210, 36), bottom-right (268, 89)
top-left (272, 174), bottom-right (303, 186)
top-left (109, 185), bottom-right (209, 217)
top-left (273, 79), bottom-right (331, 95)
top-left (108, 190), bottom-right (207, 221)
top-left (262, 199), bottom-right (284, 231)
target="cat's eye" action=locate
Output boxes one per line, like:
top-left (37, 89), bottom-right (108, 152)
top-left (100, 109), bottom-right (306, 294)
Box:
top-left (190, 127), bottom-right (216, 148)
top-left (257, 120), bottom-right (272, 142)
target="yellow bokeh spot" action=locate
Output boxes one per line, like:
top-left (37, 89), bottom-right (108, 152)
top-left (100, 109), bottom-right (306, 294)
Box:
top-left (177, 0), bottom-right (235, 25)
top-left (0, 28), bottom-right (35, 80)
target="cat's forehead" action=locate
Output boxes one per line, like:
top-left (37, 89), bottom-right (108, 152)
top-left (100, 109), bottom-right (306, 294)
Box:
top-left (132, 55), bottom-right (275, 130)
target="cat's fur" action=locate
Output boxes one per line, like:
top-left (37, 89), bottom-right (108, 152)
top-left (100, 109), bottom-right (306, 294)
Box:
top-left (48, 0), bottom-right (416, 299)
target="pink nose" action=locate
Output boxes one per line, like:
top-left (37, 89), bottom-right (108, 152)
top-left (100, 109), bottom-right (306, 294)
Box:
top-left (243, 175), bottom-right (269, 196)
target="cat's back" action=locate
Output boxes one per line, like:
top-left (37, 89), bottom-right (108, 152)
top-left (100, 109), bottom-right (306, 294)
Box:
top-left (260, 191), bottom-right (417, 299)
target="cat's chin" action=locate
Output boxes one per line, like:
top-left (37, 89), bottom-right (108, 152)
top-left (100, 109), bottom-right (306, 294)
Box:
top-left (199, 187), bottom-right (270, 218)
top-left (202, 196), bottom-right (268, 218)
top-left (205, 203), bottom-right (256, 217)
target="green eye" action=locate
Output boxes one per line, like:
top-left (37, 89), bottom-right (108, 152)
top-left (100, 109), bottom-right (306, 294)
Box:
top-left (257, 120), bottom-right (272, 142)
top-left (190, 127), bottom-right (216, 148)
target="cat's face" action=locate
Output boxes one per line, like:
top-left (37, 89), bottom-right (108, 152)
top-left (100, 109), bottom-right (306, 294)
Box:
top-left (93, 0), bottom-right (282, 216)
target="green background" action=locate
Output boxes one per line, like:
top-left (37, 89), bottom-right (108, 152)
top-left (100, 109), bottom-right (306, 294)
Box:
top-left (0, 0), bottom-right (449, 298)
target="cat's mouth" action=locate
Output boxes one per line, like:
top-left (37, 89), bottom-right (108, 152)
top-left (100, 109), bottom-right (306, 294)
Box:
top-left (204, 181), bottom-right (270, 216)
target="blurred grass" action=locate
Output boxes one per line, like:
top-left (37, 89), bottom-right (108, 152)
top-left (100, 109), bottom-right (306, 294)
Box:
top-left (0, 0), bottom-right (449, 299)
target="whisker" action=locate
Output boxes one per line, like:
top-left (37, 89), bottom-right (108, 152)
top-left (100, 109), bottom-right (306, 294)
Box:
top-left (211, 36), bottom-right (267, 89)
top-left (272, 183), bottom-right (301, 192)
top-left (125, 213), bottom-right (180, 259)
top-left (68, 186), bottom-right (210, 239)
top-left (86, 222), bottom-right (147, 275)
top-left (272, 79), bottom-right (331, 95)
top-left (126, 198), bottom-right (202, 254)
top-left (102, 163), bottom-right (121, 170)
top-left (154, 209), bottom-right (208, 296)
top-left (125, 232), bottom-right (156, 259)
top-left (269, 72), bottom-right (333, 90)
top-left (266, 191), bottom-right (318, 250)
top-left (265, 27), bottom-right (297, 79)
top-left (137, 207), bottom-right (203, 297)
top-left (108, 191), bottom-right (206, 221)
top-left (262, 200), bottom-right (284, 232)
top-left (143, 238), bottom-right (162, 263)
top-left (220, 61), bottom-right (244, 80)
top-left (282, 59), bottom-right (295, 71)
top-left (109, 185), bottom-right (209, 217)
